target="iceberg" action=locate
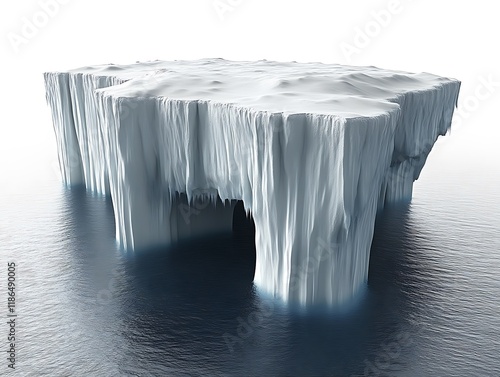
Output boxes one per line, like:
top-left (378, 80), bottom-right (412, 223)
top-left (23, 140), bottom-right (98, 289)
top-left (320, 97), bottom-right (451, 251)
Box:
top-left (44, 59), bottom-right (460, 306)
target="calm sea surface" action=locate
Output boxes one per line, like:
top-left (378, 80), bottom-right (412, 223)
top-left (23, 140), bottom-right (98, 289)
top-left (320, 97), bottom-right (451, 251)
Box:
top-left (0, 92), bottom-right (499, 376)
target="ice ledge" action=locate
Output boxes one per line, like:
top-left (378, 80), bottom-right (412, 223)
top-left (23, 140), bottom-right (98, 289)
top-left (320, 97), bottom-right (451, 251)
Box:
top-left (44, 59), bottom-right (460, 307)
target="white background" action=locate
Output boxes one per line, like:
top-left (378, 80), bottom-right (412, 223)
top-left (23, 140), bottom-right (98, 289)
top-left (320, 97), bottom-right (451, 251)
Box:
top-left (0, 0), bottom-right (499, 186)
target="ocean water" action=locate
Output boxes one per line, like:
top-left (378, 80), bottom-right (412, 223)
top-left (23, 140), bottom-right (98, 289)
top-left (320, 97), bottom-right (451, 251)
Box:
top-left (1, 92), bottom-right (500, 376)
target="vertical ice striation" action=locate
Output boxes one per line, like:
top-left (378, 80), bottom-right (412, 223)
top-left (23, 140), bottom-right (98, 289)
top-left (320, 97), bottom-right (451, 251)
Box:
top-left (44, 72), bottom-right (84, 185)
top-left (380, 88), bottom-right (459, 205)
top-left (44, 71), bottom-right (126, 190)
top-left (44, 59), bottom-right (460, 306)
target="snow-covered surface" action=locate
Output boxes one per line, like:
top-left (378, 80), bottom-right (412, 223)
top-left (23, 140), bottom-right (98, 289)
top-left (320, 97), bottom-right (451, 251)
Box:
top-left (44, 58), bottom-right (460, 306)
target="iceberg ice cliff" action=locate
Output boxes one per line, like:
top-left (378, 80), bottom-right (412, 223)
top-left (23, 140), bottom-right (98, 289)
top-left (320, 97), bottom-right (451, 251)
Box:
top-left (44, 59), bottom-right (460, 306)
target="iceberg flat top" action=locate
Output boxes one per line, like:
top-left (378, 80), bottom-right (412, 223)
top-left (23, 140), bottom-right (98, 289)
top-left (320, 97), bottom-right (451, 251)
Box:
top-left (71, 58), bottom-right (459, 118)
